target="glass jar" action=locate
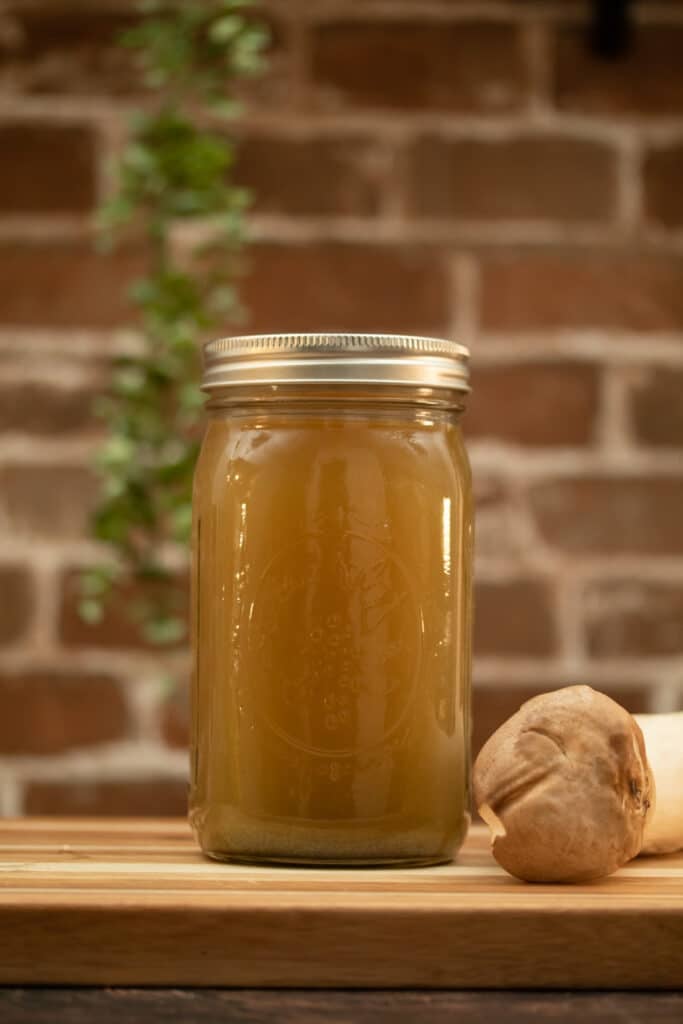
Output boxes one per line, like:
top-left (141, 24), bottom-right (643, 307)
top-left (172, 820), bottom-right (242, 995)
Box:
top-left (190, 334), bottom-right (473, 866)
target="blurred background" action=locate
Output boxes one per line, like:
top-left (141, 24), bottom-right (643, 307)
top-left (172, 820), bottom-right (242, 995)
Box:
top-left (0, 0), bottom-right (682, 817)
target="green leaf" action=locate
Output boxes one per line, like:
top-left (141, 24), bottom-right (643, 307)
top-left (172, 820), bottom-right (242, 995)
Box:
top-left (81, 566), bottom-right (118, 599)
top-left (229, 25), bottom-right (269, 75)
top-left (97, 436), bottom-right (136, 468)
top-left (208, 283), bottom-right (237, 318)
top-left (113, 365), bottom-right (148, 396)
top-left (209, 98), bottom-right (244, 120)
top-left (78, 598), bottom-right (105, 625)
top-left (159, 673), bottom-right (178, 699)
top-left (209, 14), bottom-right (244, 43)
top-left (170, 502), bottom-right (193, 543)
top-left (139, 0), bottom-right (163, 16)
top-left (143, 616), bottom-right (187, 646)
top-left (179, 382), bottom-right (204, 411)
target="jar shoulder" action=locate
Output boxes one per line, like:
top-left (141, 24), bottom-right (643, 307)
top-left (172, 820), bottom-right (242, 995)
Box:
top-left (196, 415), bottom-right (470, 498)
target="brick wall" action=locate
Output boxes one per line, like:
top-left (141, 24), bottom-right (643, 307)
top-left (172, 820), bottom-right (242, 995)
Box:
top-left (1, 0), bottom-right (682, 817)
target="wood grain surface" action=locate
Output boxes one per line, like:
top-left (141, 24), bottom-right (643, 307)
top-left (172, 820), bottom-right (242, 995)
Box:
top-left (1, 818), bottom-right (682, 988)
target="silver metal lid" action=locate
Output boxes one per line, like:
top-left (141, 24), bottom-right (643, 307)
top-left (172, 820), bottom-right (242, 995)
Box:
top-left (201, 333), bottom-right (470, 392)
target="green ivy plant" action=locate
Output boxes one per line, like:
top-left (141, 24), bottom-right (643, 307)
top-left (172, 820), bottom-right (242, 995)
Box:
top-left (80, 0), bottom-right (268, 645)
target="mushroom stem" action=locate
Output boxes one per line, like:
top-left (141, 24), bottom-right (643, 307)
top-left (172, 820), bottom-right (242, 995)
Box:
top-left (635, 712), bottom-right (683, 855)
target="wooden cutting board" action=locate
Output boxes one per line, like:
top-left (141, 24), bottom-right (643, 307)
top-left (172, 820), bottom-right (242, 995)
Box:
top-left (1, 818), bottom-right (682, 988)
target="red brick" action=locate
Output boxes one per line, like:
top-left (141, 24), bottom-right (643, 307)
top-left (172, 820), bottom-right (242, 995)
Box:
top-left (0, 121), bottom-right (97, 214)
top-left (480, 250), bottom-right (683, 331)
top-left (162, 690), bottom-right (190, 750)
top-left (556, 25), bottom-right (683, 115)
top-left (0, 670), bottom-right (129, 755)
top-left (0, 240), bottom-right (145, 327)
top-left (0, 465), bottom-right (98, 538)
top-left (3, 8), bottom-right (139, 96)
top-left (406, 136), bottom-right (616, 222)
top-left (0, 382), bottom-right (99, 435)
top-left (529, 477), bottom-right (683, 555)
top-left (474, 579), bottom-right (557, 657)
top-left (466, 362), bottom-right (599, 446)
top-left (59, 569), bottom-right (188, 650)
top-left (584, 580), bottom-right (683, 658)
top-left (644, 143), bottom-right (683, 229)
top-left (473, 683), bottom-right (650, 759)
top-left (630, 368), bottom-right (683, 447)
top-left (241, 242), bottom-right (449, 335)
top-left (311, 21), bottom-right (528, 113)
top-left (24, 779), bottom-right (188, 817)
top-left (236, 135), bottom-right (384, 217)
top-left (0, 565), bottom-right (34, 646)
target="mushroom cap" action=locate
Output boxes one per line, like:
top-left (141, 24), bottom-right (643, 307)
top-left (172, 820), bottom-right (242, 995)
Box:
top-left (473, 685), bottom-right (653, 883)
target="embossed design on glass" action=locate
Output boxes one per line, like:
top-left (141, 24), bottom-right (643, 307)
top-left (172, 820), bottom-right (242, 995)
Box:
top-left (249, 531), bottom-right (421, 758)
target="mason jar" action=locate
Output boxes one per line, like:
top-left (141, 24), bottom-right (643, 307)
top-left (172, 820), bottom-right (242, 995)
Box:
top-left (190, 333), bottom-right (473, 866)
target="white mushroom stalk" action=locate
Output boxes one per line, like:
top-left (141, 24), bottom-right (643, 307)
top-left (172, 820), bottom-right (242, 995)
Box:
top-left (473, 686), bottom-right (682, 883)
top-left (635, 711), bottom-right (683, 855)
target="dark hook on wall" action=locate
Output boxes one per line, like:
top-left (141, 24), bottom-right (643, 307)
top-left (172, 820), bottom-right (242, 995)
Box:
top-left (590, 0), bottom-right (634, 58)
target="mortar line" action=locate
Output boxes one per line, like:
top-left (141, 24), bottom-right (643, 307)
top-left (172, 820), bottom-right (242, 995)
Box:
top-left (1, 743), bottom-right (189, 782)
top-left (26, 560), bottom-right (62, 655)
top-left (616, 130), bottom-right (644, 241)
top-left (471, 335), bottom-right (683, 365)
top-left (123, 674), bottom-right (167, 747)
top-left (0, 776), bottom-right (22, 818)
top-left (451, 253), bottom-right (480, 347)
top-left (595, 363), bottom-right (633, 456)
top-left (523, 17), bottom-right (553, 119)
top-left (5, 98), bottom-right (683, 139)
top-left (6, 212), bottom-right (683, 249)
top-left (306, 1), bottom-right (585, 24)
top-left (647, 680), bottom-right (683, 714)
top-left (473, 659), bottom-right (682, 687)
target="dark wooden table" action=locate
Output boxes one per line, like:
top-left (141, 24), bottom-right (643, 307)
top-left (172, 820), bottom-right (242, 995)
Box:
top-left (2, 990), bottom-right (683, 1023)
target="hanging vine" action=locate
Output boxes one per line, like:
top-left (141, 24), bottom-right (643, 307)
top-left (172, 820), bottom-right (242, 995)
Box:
top-left (80, 0), bottom-right (268, 644)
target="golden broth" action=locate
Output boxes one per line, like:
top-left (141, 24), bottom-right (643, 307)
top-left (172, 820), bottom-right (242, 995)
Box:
top-left (190, 397), bottom-right (473, 865)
